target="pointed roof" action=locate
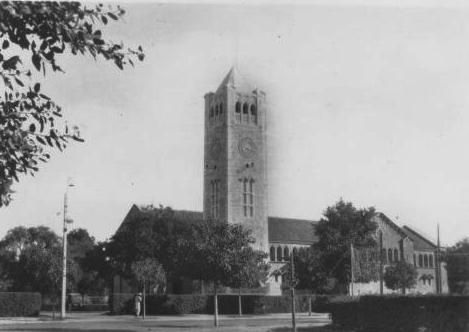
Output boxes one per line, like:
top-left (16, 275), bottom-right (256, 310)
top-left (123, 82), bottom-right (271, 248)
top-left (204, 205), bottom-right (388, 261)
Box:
top-left (216, 66), bottom-right (254, 94)
top-left (402, 226), bottom-right (437, 250)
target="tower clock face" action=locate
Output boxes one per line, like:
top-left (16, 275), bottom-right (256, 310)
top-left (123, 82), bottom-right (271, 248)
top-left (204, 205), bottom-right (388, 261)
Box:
top-left (238, 137), bottom-right (257, 158)
top-left (209, 140), bottom-right (222, 159)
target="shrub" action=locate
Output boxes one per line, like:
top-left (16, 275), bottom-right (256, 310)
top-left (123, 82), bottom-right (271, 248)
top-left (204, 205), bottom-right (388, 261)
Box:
top-left (111, 294), bottom-right (313, 315)
top-left (322, 295), bottom-right (469, 332)
top-left (0, 292), bottom-right (41, 317)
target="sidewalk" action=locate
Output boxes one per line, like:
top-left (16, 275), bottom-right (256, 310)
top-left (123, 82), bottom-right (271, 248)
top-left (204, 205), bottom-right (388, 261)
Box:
top-left (0, 311), bottom-right (330, 325)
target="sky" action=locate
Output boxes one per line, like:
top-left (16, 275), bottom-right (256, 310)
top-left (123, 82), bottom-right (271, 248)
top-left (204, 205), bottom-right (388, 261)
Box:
top-left (1, 1), bottom-right (469, 246)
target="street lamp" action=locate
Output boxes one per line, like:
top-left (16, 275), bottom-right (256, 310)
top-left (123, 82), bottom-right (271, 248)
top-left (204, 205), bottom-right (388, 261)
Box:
top-left (61, 179), bottom-right (75, 320)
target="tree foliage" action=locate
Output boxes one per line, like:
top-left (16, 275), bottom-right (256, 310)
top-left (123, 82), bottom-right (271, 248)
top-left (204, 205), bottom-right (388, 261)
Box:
top-left (106, 206), bottom-right (195, 280)
top-left (445, 237), bottom-right (469, 294)
top-left (278, 247), bottom-right (329, 293)
top-left (131, 258), bottom-right (166, 294)
top-left (183, 220), bottom-right (268, 289)
top-left (0, 2), bottom-right (144, 206)
top-left (383, 260), bottom-right (417, 294)
top-left (313, 199), bottom-right (377, 286)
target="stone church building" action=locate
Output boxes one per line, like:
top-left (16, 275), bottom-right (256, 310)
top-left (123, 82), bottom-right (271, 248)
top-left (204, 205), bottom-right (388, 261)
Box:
top-left (113, 68), bottom-right (447, 296)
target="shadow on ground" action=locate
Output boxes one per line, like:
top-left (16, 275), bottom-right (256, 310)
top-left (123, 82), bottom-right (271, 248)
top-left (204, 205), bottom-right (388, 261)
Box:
top-left (1, 329), bottom-right (135, 332)
top-left (269, 325), bottom-right (344, 332)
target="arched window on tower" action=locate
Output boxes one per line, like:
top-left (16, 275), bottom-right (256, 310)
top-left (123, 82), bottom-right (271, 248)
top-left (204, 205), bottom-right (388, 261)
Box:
top-left (235, 102), bottom-right (241, 123)
top-left (219, 103), bottom-right (223, 118)
top-left (429, 254), bottom-right (433, 268)
top-left (277, 246), bottom-right (282, 262)
top-left (418, 254), bottom-right (423, 267)
top-left (424, 254), bottom-right (428, 268)
top-left (270, 246), bottom-right (276, 261)
top-left (209, 107), bottom-right (214, 121)
top-left (388, 248), bottom-right (393, 263)
top-left (242, 103), bottom-right (249, 123)
top-left (284, 247), bottom-right (289, 261)
top-left (250, 105), bottom-right (257, 124)
top-left (394, 249), bottom-right (399, 262)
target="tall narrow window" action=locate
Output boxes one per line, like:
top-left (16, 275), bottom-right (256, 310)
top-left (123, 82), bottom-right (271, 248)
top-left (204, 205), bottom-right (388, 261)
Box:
top-left (209, 107), bottom-right (214, 121)
top-left (429, 254), bottom-right (433, 268)
top-left (424, 254), bottom-right (428, 268)
top-left (235, 102), bottom-right (241, 123)
top-left (394, 249), bottom-right (399, 262)
top-left (270, 246), bottom-right (276, 261)
top-left (388, 249), bottom-right (393, 263)
top-left (242, 178), bottom-right (254, 217)
top-left (210, 180), bottom-right (220, 219)
top-left (413, 254), bottom-right (416, 267)
top-left (242, 103), bottom-right (249, 123)
top-left (283, 247), bottom-right (289, 261)
top-left (277, 247), bottom-right (282, 262)
top-left (250, 105), bottom-right (257, 124)
top-left (215, 105), bottom-right (219, 120)
top-left (382, 249), bottom-right (387, 264)
top-left (419, 254), bottom-right (423, 267)
top-left (219, 103), bottom-right (223, 116)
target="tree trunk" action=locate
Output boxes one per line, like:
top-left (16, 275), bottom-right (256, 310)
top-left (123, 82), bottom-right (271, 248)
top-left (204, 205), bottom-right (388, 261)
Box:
top-left (308, 294), bottom-right (312, 316)
top-left (143, 280), bottom-right (146, 320)
top-left (238, 289), bottom-right (242, 316)
top-left (214, 284), bottom-right (219, 327)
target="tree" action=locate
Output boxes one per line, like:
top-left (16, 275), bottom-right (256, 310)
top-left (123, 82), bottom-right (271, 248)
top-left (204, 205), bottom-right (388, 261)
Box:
top-left (384, 260), bottom-right (417, 294)
top-left (106, 206), bottom-right (195, 280)
top-left (313, 200), bottom-right (377, 291)
top-left (228, 246), bottom-right (269, 316)
top-left (0, 225), bottom-right (59, 258)
top-left (445, 237), bottom-right (469, 294)
top-left (67, 228), bottom-right (106, 302)
top-left (182, 220), bottom-right (269, 327)
top-left (0, 2), bottom-right (144, 206)
top-left (131, 258), bottom-right (166, 319)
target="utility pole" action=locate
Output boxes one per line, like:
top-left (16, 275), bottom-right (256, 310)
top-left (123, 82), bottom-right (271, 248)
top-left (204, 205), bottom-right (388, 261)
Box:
top-left (350, 243), bottom-right (354, 296)
top-left (61, 180), bottom-right (74, 320)
top-left (436, 224), bottom-right (441, 294)
top-left (379, 231), bottom-right (384, 295)
top-left (290, 251), bottom-right (296, 332)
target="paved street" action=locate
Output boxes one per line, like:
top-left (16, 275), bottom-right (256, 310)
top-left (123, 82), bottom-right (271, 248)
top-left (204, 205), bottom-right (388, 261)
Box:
top-left (0, 312), bottom-right (334, 332)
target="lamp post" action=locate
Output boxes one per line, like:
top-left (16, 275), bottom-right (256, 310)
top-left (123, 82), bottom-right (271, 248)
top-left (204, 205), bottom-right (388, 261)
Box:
top-left (61, 180), bottom-right (74, 320)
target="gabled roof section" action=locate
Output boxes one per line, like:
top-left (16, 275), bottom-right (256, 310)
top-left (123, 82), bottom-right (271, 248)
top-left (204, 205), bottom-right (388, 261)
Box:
top-left (268, 217), bottom-right (318, 245)
top-left (216, 66), bottom-right (254, 94)
top-left (374, 212), bottom-right (409, 238)
top-left (115, 205), bottom-right (318, 245)
top-left (402, 226), bottom-right (437, 250)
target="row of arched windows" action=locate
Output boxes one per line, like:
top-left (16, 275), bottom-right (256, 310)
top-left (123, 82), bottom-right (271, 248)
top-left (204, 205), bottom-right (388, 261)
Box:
top-left (415, 253), bottom-right (434, 268)
top-left (380, 248), bottom-right (400, 264)
top-left (269, 245), bottom-right (308, 262)
top-left (235, 102), bottom-right (257, 124)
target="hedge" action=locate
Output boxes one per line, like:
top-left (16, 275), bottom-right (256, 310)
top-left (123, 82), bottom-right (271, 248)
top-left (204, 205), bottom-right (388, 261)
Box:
top-left (0, 292), bottom-right (41, 317)
top-left (323, 295), bottom-right (469, 332)
top-left (111, 293), bottom-right (313, 315)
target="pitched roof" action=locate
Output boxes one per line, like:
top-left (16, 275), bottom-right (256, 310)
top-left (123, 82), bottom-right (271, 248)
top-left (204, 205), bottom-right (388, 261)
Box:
top-left (401, 226), bottom-right (437, 250)
top-left (374, 212), bottom-right (409, 238)
top-left (216, 66), bottom-right (254, 94)
top-left (268, 216), bottom-right (318, 245)
top-left (117, 205), bottom-right (317, 245)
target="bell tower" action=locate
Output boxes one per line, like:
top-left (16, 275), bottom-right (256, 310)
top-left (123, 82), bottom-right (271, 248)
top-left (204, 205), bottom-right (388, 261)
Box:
top-left (203, 67), bottom-right (269, 253)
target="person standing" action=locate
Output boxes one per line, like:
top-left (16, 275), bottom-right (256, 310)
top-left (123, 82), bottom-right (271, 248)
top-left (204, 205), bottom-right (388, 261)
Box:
top-left (134, 293), bottom-right (143, 317)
